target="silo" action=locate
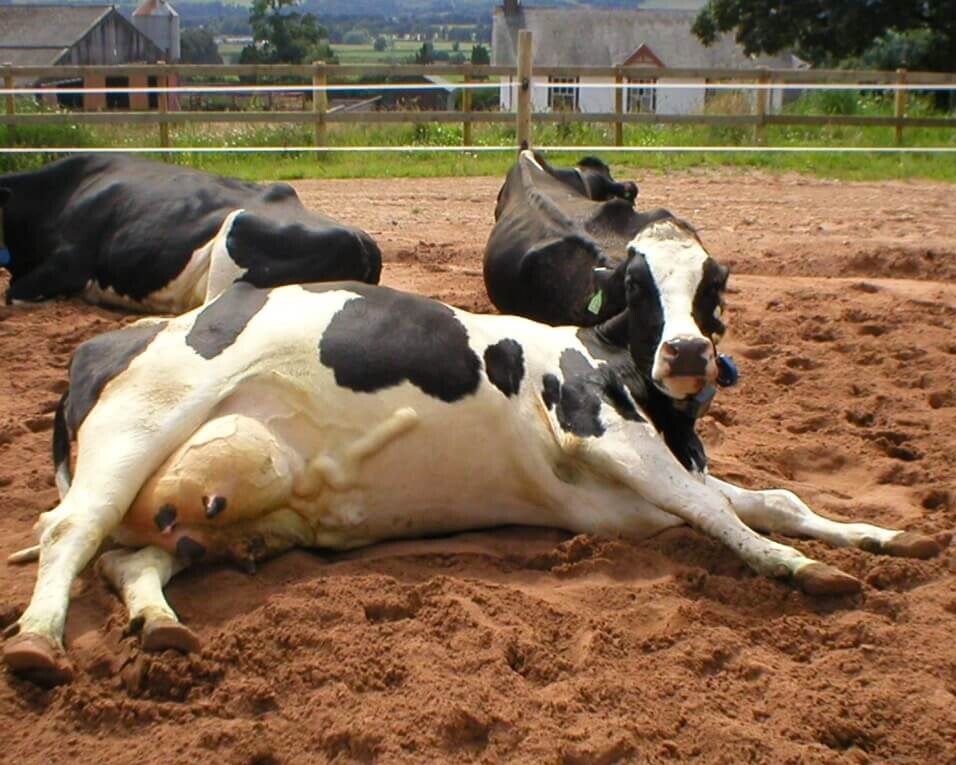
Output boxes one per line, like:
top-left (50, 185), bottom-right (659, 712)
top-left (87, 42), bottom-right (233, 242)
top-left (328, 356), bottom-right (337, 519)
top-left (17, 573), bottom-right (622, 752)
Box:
top-left (132, 0), bottom-right (181, 62)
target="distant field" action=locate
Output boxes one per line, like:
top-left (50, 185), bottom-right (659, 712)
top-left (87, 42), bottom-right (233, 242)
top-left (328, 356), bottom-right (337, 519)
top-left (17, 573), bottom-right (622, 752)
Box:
top-left (333, 40), bottom-right (476, 65)
top-left (214, 39), bottom-right (478, 65)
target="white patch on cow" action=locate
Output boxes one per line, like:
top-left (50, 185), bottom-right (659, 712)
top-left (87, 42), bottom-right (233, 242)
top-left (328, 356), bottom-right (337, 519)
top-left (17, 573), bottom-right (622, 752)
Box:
top-left (627, 220), bottom-right (709, 385)
top-left (204, 209), bottom-right (247, 304)
top-left (520, 149), bottom-right (545, 172)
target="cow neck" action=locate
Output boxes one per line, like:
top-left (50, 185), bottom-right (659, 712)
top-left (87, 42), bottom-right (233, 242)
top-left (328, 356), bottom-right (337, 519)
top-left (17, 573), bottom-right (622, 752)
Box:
top-left (577, 317), bottom-right (708, 473)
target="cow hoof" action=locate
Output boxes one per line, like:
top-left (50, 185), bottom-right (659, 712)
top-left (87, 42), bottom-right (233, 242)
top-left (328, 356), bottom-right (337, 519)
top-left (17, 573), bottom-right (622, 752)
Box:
top-left (881, 531), bottom-right (940, 560)
top-left (793, 562), bottom-right (862, 596)
top-left (142, 618), bottom-right (201, 654)
top-left (3, 632), bottom-right (74, 686)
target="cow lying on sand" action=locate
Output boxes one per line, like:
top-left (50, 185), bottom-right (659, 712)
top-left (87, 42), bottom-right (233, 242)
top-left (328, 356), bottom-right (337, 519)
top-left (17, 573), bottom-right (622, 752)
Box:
top-left (486, 150), bottom-right (673, 326)
top-left (3, 217), bottom-right (939, 686)
top-left (0, 154), bottom-right (382, 313)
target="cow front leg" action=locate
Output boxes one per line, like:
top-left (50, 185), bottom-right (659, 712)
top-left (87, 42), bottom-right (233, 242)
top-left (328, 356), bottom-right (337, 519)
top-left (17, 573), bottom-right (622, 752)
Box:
top-left (706, 477), bottom-right (940, 559)
top-left (97, 546), bottom-right (199, 654)
top-left (575, 426), bottom-right (861, 595)
top-left (3, 495), bottom-right (118, 685)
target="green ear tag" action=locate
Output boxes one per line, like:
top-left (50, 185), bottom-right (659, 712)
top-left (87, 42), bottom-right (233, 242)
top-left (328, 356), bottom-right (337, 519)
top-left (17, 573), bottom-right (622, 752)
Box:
top-left (587, 290), bottom-right (604, 315)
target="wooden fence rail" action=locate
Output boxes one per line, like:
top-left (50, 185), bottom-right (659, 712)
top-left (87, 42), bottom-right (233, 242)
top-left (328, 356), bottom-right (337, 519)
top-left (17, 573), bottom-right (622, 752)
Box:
top-left (3, 38), bottom-right (956, 153)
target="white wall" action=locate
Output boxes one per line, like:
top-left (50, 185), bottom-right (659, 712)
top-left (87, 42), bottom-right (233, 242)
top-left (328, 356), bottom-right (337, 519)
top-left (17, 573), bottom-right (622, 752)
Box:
top-left (499, 76), bottom-right (785, 116)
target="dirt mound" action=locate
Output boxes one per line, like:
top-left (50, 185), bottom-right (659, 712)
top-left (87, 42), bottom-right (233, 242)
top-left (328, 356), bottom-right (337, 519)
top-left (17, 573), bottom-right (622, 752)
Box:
top-left (1, 171), bottom-right (954, 763)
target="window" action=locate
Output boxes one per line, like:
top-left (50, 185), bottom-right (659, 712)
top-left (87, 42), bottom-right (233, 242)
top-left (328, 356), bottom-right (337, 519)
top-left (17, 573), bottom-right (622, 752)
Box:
top-left (627, 79), bottom-right (657, 113)
top-left (105, 76), bottom-right (130, 110)
top-left (548, 76), bottom-right (579, 111)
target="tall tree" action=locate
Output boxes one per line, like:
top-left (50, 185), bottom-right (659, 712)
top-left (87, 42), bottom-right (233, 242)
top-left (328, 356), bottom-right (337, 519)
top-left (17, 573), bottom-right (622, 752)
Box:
top-left (470, 43), bottom-right (490, 66)
top-left (180, 28), bottom-right (223, 65)
top-left (693, 0), bottom-right (956, 70)
top-left (240, 0), bottom-right (337, 65)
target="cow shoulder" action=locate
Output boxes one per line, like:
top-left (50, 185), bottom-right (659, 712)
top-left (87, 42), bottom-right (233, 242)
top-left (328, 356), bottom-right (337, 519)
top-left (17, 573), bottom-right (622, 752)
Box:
top-left (66, 320), bottom-right (168, 432)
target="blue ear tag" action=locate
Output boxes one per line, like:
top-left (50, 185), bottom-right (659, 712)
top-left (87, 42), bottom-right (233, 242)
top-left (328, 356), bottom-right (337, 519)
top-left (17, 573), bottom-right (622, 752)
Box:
top-left (0, 248), bottom-right (9, 268)
top-left (716, 354), bottom-right (739, 388)
top-left (587, 290), bottom-right (604, 315)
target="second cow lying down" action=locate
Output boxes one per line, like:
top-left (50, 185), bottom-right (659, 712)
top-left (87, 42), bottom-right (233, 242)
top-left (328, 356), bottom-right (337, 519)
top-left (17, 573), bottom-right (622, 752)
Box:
top-left (4, 218), bottom-right (939, 686)
top-left (0, 154), bottom-right (382, 313)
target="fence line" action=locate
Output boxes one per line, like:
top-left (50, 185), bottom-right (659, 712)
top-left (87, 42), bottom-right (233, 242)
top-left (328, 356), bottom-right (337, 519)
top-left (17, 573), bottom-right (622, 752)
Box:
top-left (2, 146), bottom-right (954, 155)
top-left (3, 34), bottom-right (956, 154)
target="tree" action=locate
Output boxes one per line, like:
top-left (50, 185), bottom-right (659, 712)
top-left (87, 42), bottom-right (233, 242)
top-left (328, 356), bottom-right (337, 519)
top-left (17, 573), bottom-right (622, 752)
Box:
top-left (240, 0), bottom-right (337, 65)
top-left (693, 0), bottom-right (956, 70)
top-left (180, 28), bottom-right (223, 65)
top-left (373, 36), bottom-right (388, 52)
top-left (414, 42), bottom-right (434, 65)
top-left (343, 28), bottom-right (371, 46)
top-left (470, 43), bottom-right (490, 66)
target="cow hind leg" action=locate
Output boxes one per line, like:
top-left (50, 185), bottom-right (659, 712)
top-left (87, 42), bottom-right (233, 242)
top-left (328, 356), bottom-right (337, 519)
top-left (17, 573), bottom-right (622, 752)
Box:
top-left (97, 546), bottom-right (199, 654)
top-left (708, 477), bottom-right (940, 559)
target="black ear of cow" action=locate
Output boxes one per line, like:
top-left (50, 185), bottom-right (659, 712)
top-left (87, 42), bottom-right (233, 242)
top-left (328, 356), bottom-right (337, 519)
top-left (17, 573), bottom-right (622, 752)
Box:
top-left (0, 187), bottom-right (10, 206)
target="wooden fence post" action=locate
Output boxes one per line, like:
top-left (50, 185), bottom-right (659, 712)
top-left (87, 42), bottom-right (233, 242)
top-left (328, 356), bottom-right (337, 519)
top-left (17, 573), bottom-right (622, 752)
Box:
top-left (753, 68), bottom-right (769, 145)
top-left (3, 62), bottom-right (14, 145)
top-left (614, 68), bottom-right (624, 147)
top-left (895, 68), bottom-right (907, 146)
top-left (462, 74), bottom-right (472, 147)
top-left (516, 30), bottom-right (533, 150)
top-left (313, 60), bottom-right (328, 154)
top-left (157, 62), bottom-right (170, 150)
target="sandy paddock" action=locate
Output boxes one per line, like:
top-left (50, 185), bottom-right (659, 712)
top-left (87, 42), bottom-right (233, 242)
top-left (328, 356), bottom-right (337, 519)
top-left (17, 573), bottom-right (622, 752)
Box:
top-left (0, 169), bottom-right (954, 763)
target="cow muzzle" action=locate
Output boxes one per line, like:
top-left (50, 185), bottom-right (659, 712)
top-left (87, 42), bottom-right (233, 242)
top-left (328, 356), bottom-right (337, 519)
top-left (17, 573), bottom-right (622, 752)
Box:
top-left (653, 335), bottom-right (717, 399)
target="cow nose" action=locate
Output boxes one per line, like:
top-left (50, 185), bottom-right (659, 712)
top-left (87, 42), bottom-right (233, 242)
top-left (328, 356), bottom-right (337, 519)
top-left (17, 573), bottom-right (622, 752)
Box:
top-left (662, 337), bottom-right (714, 377)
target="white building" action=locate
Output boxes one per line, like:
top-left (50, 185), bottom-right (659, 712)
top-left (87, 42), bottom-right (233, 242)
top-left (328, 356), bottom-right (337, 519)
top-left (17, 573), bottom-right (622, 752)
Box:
top-left (492, 1), bottom-right (803, 115)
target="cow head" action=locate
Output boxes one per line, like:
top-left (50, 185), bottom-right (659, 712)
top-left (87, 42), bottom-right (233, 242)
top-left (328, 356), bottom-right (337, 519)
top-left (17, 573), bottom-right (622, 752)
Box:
top-left (622, 218), bottom-right (728, 402)
top-left (577, 157), bottom-right (638, 203)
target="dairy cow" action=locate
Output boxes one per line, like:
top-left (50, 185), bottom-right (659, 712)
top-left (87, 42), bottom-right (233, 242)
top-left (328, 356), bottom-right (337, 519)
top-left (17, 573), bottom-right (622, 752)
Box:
top-left (3, 217), bottom-right (939, 686)
top-left (486, 150), bottom-right (676, 326)
top-left (0, 154), bottom-right (382, 313)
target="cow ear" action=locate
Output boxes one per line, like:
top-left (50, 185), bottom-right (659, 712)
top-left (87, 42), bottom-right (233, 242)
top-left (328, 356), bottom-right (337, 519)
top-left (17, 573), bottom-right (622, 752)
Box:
top-left (0, 187), bottom-right (10, 206)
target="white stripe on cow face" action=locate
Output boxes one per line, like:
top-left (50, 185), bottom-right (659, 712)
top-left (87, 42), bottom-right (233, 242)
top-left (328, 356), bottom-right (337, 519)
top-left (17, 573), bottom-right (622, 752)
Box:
top-left (627, 220), bottom-right (715, 398)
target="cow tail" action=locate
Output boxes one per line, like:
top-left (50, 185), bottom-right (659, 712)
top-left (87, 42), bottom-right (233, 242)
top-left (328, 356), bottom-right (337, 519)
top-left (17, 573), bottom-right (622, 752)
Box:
top-left (53, 391), bottom-right (73, 500)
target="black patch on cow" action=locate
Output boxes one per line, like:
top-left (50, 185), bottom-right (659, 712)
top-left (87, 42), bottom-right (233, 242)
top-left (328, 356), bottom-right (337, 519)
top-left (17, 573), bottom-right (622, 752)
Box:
top-left (484, 339), bottom-right (525, 397)
top-left (186, 281), bottom-right (270, 360)
top-left (176, 536), bottom-right (207, 564)
top-left (692, 257), bottom-right (729, 341)
top-left (154, 505), bottom-right (177, 532)
top-left (204, 495), bottom-right (227, 518)
top-left (65, 321), bottom-right (167, 432)
top-left (542, 374), bottom-right (561, 410)
top-left (576, 326), bottom-right (705, 472)
top-left (313, 283), bottom-right (482, 403)
top-left (553, 349), bottom-right (607, 438)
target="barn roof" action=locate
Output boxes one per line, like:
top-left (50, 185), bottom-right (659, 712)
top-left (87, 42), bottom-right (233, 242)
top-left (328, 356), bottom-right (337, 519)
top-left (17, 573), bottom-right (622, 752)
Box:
top-left (0, 5), bottom-right (114, 66)
top-left (492, 7), bottom-right (798, 70)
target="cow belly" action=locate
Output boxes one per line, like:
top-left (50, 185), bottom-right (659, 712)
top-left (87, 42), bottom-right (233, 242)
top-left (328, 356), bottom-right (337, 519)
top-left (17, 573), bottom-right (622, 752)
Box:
top-left (114, 401), bottom-right (559, 561)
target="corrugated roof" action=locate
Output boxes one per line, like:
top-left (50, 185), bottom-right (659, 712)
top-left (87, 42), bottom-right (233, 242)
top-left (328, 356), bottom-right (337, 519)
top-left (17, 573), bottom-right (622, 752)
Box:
top-left (0, 48), bottom-right (70, 67)
top-left (0, 5), bottom-right (113, 50)
top-left (493, 8), bottom-right (797, 69)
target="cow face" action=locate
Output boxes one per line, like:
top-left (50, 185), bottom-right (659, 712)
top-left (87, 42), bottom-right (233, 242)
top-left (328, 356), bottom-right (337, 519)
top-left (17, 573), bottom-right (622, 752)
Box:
top-left (623, 220), bottom-right (728, 400)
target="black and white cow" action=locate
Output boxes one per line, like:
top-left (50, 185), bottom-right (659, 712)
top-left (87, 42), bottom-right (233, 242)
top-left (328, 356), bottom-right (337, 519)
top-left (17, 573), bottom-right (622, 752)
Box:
top-left (3, 218), bottom-right (939, 686)
top-left (0, 154), bottom-right (382, 313)
top-left (486, 150), bottom-right (673, 326)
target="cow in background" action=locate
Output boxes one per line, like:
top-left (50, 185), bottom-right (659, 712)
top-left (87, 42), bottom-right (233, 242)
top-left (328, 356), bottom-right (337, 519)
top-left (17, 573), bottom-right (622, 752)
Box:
top-left (486, 150), bottom-right (674, 326)
top-left (0, 154), bottom-right (382, 313)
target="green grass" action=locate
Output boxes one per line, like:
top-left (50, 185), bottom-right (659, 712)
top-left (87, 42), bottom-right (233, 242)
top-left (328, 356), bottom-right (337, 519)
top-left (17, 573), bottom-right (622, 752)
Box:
top-left (2, 93), bottom-right (954, 182)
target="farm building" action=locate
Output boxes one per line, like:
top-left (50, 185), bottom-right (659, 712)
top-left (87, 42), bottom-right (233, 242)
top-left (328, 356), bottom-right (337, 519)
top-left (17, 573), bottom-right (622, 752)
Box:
top-left (492, 0), bottom-right (804, 114)
top-left (0, 3), bottom-right (178, 111)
